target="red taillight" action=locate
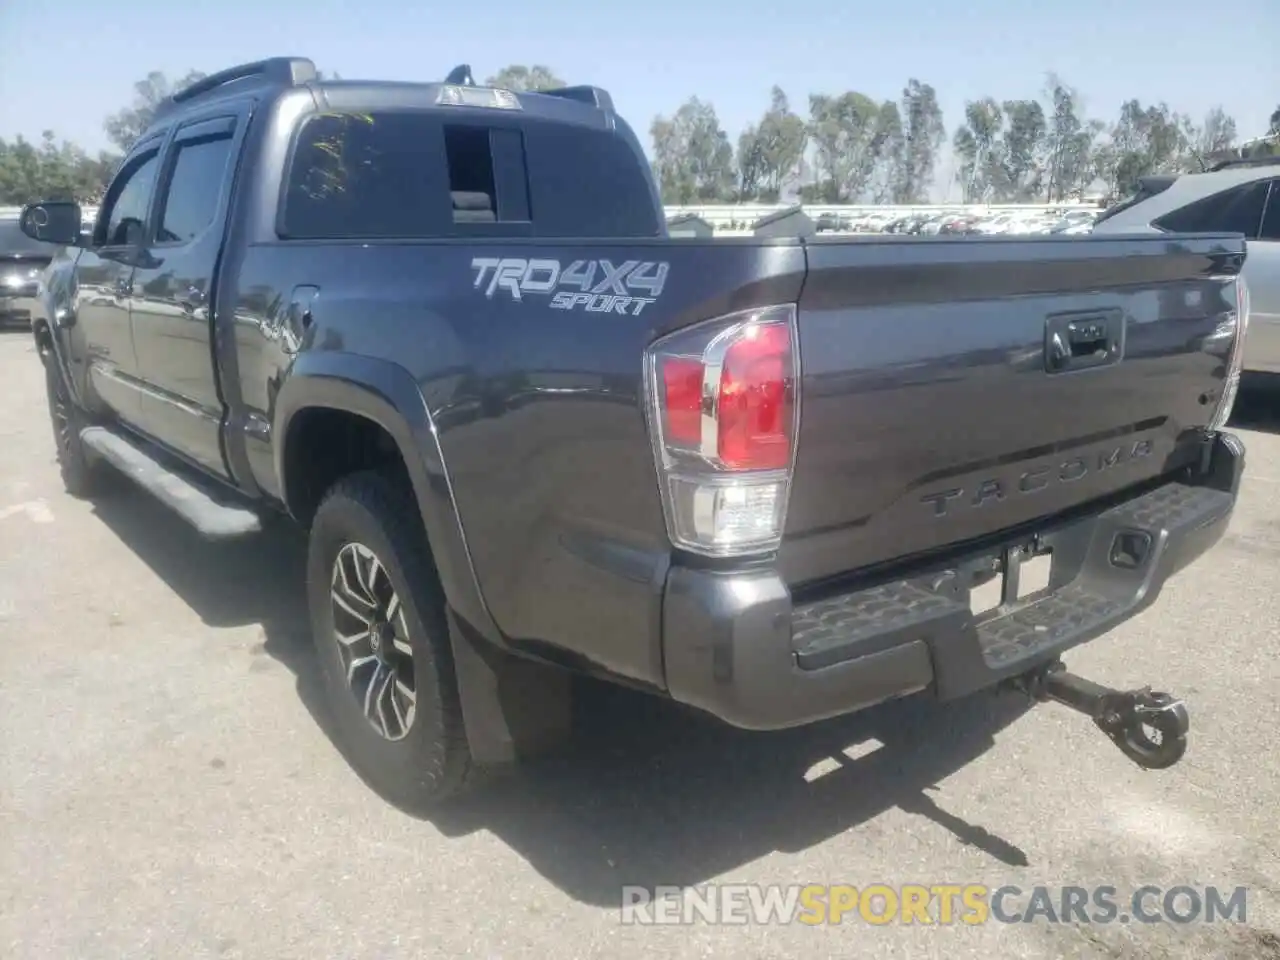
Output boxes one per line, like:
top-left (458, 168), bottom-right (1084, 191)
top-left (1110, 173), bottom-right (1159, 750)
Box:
top-left (660, 356), bottom-right (703, 447)
top-left (717, 323), bottom-right (792, 470)
top-left (645, 304), bottom-right (799, 557)
top-left (657, 321), bottom-right (794, 470)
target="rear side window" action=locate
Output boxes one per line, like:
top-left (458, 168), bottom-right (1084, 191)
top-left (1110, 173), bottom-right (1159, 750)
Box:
top-left (1153, 180), bottom-right (1269, 237)
top-left (280, 109), bottom-right (660, 239)
top-left (521, 122), bottom-right (661, 237)
top-left (282, 112), bottom-right (453, 239)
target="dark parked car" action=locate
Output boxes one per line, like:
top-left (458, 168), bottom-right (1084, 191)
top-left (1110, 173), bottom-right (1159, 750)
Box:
top-left (0, 216), bottom-right (56, 326)
top-left (20, 58), bottom-right (1249, 807)
top-left (814, 212), bottom-right (853, 232)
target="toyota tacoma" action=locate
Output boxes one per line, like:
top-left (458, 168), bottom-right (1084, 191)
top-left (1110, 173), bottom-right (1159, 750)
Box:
top-left (20, 58), bottom-right (1250, 806)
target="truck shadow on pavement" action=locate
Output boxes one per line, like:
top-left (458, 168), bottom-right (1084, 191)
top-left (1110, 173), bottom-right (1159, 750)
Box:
top-left (90, 482), bottom-right (1037, 907)
top-left (1232, 378), bottom-right (1280, 434)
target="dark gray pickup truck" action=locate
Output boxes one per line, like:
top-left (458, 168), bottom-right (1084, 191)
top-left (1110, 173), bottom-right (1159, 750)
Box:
top-left (20, 58), bottom-right (1251, 807)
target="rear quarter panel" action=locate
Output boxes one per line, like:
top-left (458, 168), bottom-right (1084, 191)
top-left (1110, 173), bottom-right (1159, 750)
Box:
top-left (229, 238), bottom-right (803, 687)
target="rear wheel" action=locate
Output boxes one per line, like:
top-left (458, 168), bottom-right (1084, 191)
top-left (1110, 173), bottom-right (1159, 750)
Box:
top-left (43, 355), bottom-right (101, 498)
top-left (306, 470), bottom-right (473, 808)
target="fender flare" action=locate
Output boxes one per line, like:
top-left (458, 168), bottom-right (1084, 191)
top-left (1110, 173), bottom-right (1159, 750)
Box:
top-left (272, 351), bottom-right (500, 647)
top-left (30, 264), bottom-right (81, 407)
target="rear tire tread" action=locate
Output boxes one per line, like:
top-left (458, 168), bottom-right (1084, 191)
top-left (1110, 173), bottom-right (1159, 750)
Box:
top-left (307, 469), bottom-right (475, 808)
top-left (43, 356), bottom-right (102, 499)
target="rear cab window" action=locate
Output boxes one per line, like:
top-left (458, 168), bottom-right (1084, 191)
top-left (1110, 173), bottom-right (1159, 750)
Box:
top-left (279, 103), bottom-right (662, 240)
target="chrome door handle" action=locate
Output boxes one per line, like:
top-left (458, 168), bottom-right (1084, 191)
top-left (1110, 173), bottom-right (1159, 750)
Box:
top-left (281, 285), bottom-right (320, 353)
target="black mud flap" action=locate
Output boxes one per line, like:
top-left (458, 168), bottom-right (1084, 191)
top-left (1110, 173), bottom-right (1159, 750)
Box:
top-left (1006, 659), bottom-right (1190, 770)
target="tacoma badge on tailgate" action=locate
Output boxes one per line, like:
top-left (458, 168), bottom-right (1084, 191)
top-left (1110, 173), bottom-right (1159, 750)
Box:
top-left (919, 439), bottom-right (1155, 517)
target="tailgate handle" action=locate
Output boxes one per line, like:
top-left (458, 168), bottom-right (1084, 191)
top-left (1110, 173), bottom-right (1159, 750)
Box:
top-left (1045, 312), bottom-right (1123, 374)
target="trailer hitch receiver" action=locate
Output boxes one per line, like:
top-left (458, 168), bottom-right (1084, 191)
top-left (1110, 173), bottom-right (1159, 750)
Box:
top-left (1010, 660), bottom-right (1189, 770)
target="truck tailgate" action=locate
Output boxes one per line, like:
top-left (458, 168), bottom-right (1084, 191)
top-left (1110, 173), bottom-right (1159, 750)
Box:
top-left (782, 234), bottom-right (1246, 588)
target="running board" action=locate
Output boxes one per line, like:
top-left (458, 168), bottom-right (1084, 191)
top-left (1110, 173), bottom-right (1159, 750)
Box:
top-left (80, 426), bottom-right (263, 540)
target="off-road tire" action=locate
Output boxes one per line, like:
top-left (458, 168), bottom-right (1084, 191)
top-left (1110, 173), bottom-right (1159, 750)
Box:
top-left (43, 355), bottom-right (102, 498)
top-left (306, 469), bottom-right (474, 808)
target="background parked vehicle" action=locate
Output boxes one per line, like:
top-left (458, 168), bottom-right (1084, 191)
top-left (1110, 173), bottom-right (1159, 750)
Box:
top-left (1091, 158), bottom-right (1280, 376)
top-left (0, 216), bottom-right (56, 327)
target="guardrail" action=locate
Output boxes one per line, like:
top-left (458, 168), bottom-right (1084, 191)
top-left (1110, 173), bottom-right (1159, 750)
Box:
top-left (662, 202), bottom-right (1100, 227)
top-left (664, 202), bottom-right (1099, 217)
top-left (3, 202), bottom-right (1092, 229)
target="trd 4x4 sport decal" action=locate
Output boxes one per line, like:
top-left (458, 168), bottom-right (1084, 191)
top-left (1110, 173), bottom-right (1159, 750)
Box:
top-left (471, 257), bottom-right (669, 315)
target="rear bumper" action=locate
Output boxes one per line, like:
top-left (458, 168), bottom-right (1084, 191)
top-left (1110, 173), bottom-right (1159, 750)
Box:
top-left (661, 431), bottom-right (1244, 730)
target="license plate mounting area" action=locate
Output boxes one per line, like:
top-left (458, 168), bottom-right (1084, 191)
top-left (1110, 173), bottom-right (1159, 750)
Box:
top-left (967, 539), bottom-right (1054, 618)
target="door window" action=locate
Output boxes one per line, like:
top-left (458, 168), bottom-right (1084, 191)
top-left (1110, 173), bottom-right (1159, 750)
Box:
top-left (97, 149), bottom-right (160, 248)
top-left (1259, 180), bottom-right (1280, 241)
top-left (156, 132), bottom-right (235, 245)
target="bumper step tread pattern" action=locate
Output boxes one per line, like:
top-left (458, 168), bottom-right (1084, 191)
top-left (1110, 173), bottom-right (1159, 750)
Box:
top-left (793, 581), bottom-right (964, 667)
top-left (977, 585), bottom-right (1124, 669)
top-left (788, 473), bottom-right (1238, 688)
top-left (1113, 480), bottom-right (1229, 530)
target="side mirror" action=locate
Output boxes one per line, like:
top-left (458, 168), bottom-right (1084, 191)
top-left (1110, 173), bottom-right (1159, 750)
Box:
top-left (20, 200), bottom-right (85, 247)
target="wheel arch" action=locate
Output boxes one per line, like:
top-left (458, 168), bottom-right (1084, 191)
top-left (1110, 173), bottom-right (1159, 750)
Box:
top-left (275, 353), bottom-right (573, 767)
top-left (273, 352), bottom-right (496, 646)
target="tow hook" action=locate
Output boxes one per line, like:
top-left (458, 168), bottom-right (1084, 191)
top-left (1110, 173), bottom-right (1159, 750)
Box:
top-left (1008, 660), bottom-right (1190, 770)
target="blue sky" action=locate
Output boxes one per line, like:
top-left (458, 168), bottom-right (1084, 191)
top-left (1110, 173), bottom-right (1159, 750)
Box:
top-left (2, 0), bottom-right (1277, 200)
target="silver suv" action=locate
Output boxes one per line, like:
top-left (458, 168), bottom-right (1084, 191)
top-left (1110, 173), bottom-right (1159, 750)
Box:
top-left (1091, 159), bottom-right (1280, 375)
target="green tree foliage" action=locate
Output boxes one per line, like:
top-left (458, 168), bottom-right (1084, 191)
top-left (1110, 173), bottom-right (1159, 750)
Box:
top-left (953, 98), bottom-right (1004, 202)
top-left (484, 65), bottom-right (565, 92)
top-left (103, 69), bottom-right (208, 153)
top-left (1179, 107), bottom-right (1238, 171)
top-left (736, 87), bottom-right (808, 201)
top-left (1242, 104), bottom-right (1280, 159)
top-left (1093, 100), bottom-right (1188, 197)
top-left (0, 132), bottom-right (116, 205)
top-left (736, 89), bottom-right (801, 201)
top-left (650, 97), bottom-right (735, 204)
top-left (1, 64), bottom-right (1263, 209)
top-left (888, 80), bottom-right (945, 203)
top-left (803, 90), bottom-right (885, 202)
top-left (1041, 75), bottom-right (1104, 203)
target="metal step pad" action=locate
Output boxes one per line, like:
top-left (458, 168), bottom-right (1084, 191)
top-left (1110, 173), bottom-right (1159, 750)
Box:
top-left (80, 426), bottom-right (262, 540)
top-left (977, 584), bottom-right (1123, 669)
top-left (792, 580), bottom-right (968, 671)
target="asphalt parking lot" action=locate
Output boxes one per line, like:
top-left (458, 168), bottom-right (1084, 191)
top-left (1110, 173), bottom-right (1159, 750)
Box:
top-left (2, 330), bottom-right (1279, 960)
